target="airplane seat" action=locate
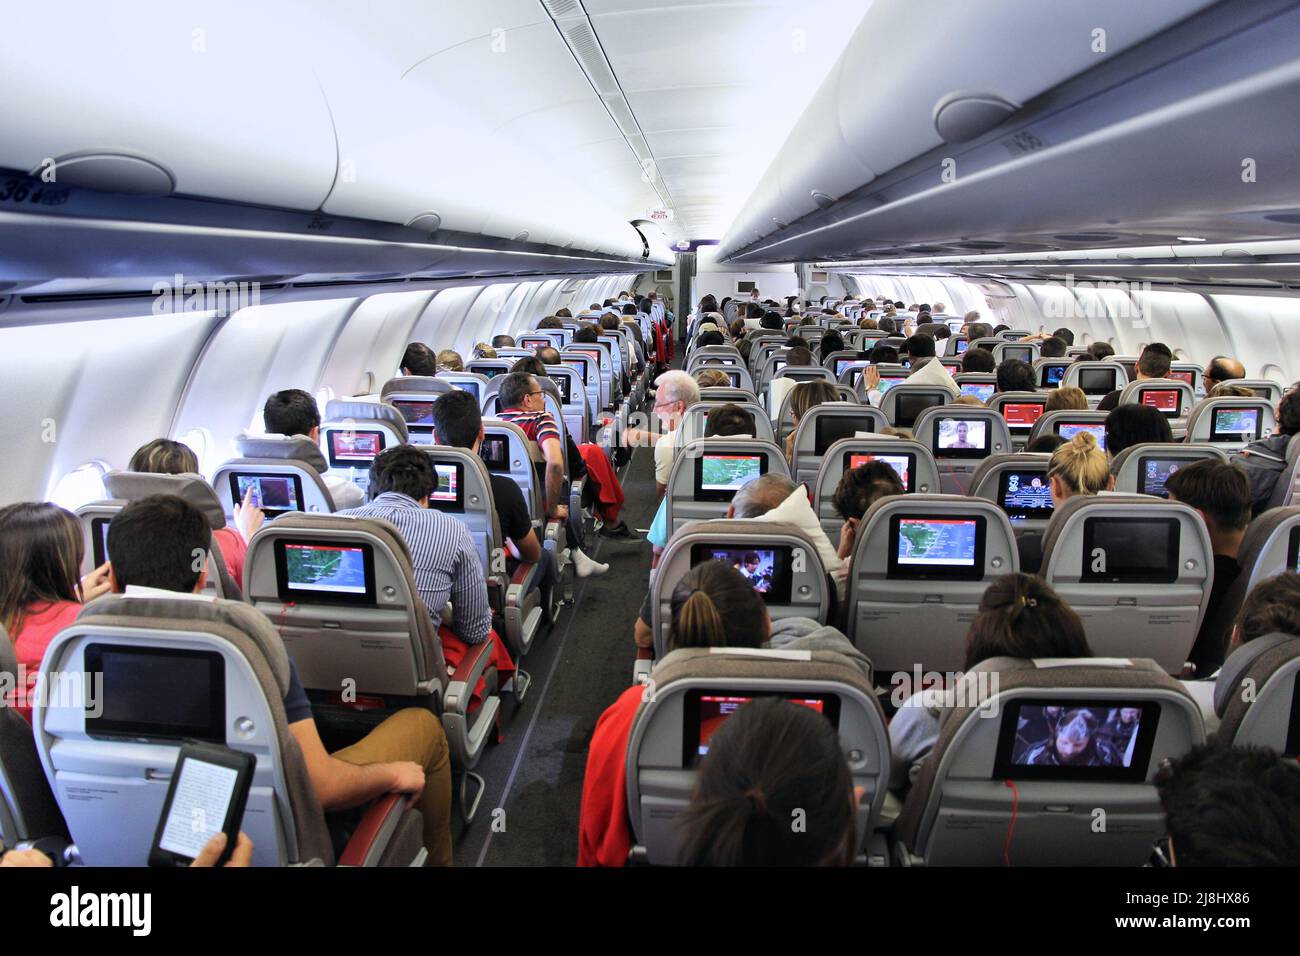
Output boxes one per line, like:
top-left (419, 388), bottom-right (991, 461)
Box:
top-left (990, 341), bottom-right (1040, 365)
top-left (419, 445), bottom-right (547, 668)
top-left (319, 400), bottom-right (409, 499)
top-left (380, 375), bottom-right (456, 446)
top-left (1025, 410), bottom-right (1110, 455)
top-left (1033, 358), bottom-right (1072, 390)
top-left (893, 657), bottom-right (1205, 867)
top-left (1167, 363), bottom-right (1204, 398)
top-left (912, 406), bottom-right (1013, 496)
top-left (968, 452), bottom-right (1054, 573)
top-left (943, 335), bottom-right (969, 357)
top-left (684, 344), bottom-right (743, 373)
top-left (664, 438), bottom-right (790, 542)
top-left (987, 392), bottom-right (1049, 451)
top-left (790, 404), bottom-right (890, 488)
top-left (90, 471), bottom-right (242, 600)
top-left (674, 401), bottom-right (775, 446)
top-left (559, 349), bottom-right (603, 426)
top-left (434, 371), bottom-right (492, 408)
top-left (1037, 495), bottom-right (1213, 674)
top-left (465, 359), bottom-right (512, 381)
top-left (211, 434), bottom-right (339, 523)
top-left (1195, 506), bottom-right (1300, 676)
top-left (649, 520), bottom-right (831, 661)
top-left (812, 437), bottom-right (939, 540)
top-left (323, 399), bottom-right (409, 443)
top-left (1110, 443), bottom-right (1229, 496)
top-left (1213, 632), bottom-right (1300, 749)
top-left (0, 623), bottom-right (70, 854)
top-left (32, 594), bottom-right (425, 865)
top-left (1183, 397), bottom-right (1277, 452)
top-left (1059, 361), bottom-right (1130, 409)
top-left (482, 419), bottom-right (573, 604)
top-left (544, 365), bottom-right (594, 446)
top-left (879, 383), bottom-right (953, 430)
top-left (845, 494), bottom-right (1018, 674)
top-left (1231, 379), bottom-right (1284, 405)
top-left (379, 375), bottom-right (456, 401)
top-left (1116, 379), bottom-right (1196, 439)
top-left (698, 385), bottom-right (760, 406)
top-left (967, 336), bottom-right (1003, 354)
top-left (242, 514), bottom-right (500, 820)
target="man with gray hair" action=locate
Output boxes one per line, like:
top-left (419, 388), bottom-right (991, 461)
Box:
top-left (728, 474), bottom-right (797, 519)
top-left (648, 369), bottom-right (701, 498)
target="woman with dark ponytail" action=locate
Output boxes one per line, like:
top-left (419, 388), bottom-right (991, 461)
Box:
top-left (579, 562), bottom-right (769, 866)
top-left (888, 573), bottom-right (1092, 793)
top-left (676, 697), bottom-right (856, 866)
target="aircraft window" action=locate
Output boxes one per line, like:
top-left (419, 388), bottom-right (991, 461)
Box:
top-left (48, 460), bottom-right (110, 511)
top-left (1262, 364), bottom-right (1286, 387)
top-left (175, 427), bottom-right (214, 477)
top-left (316, 385), bottom-right (335, 409)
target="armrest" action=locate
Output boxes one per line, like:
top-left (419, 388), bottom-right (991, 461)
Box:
top-left (507, 561), bottom-right (538, 607)
top-left (445, 638), bottom-right (496, 714)
top-left (543, 520), bottom-right (562, 548)
top-left (338, 793), bottom-right (415, 867)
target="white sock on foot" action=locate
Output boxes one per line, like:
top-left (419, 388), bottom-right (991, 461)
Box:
top-left (572, 547), bottom-right (609, 578)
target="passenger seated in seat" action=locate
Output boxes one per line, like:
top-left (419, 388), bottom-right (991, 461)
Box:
top-left (400, 342), bottom-right (437, 377)
top-left (1215, 572), bottom-right (1300, 694)
top-left (1046, 386), bottom-right (1088, 412)
top-left (1231, 381), bottom-right (1300, 515)
top-left (832, 461), bottom-right (906, 567)
top-left (1164, 460), bottom-right (1251, 676)
top-left (262, 389), bottom-right (366, 509)
top-left (693, 368), bottom-right (730, 388)
top-left (104, 494), bottom-right (454, 866)
top-left (784, 380), bottom-right (840, 463)
top-left (491, 334), bottom-right (515, 349)
top-left (430, 390), bottom-right (556, 612)
top-left (435, 349), bottom-right (464, 372)
top-left (961, 347), bottom-right (996, 374)
top-left (1154, 743), bottom-right (1300, 866)
top-left (889, 573), bottom-right (1091, 792)
top-left (995, 358), bottom-right (1036, 393)
top-left (1097, 343), bottom-right (1172, 411)
top-left (1104, 403), bottom-right (1173, 460)
top-left (676, 697), bottom-right (857, 867)
top-left (128, 438), bottom-right (263, 584)
top-left (0, 503), bottom-right (112, 723)
top-left (1048, 430), bottom-right (1113, 505)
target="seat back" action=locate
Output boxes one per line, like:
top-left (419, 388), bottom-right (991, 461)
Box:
top-left (912, 406), bottom-right (1014, 495)
top-left (1231, 379), bottom-right (1284, 405)
top-left (675, 401), bottom-right (774, 446)
top-left (320, 401), bottom-right (408, 498)
top-left (1184, 397), bottom-right (1277, 451)
top-left (1034, 359), bottom-right (1072, 390)
top-left (1025, 409), bottom-right (1110, 453)
top-left (435, 371), bottom-right (491, 408)
top-left (790, 404), bottom-right (890, 488)
top-left (1059, 361), bottom-right (1129, 407)
top-left (0, 624), bottom-right (67, 847)
top-left (880, 383), bottom-right (952, 429)
top-left (895, 657), bottom-right (1205, 866)
top-left (213, 436), bottom-right (338, 516)
top-left (991, 341), bottom-right (1040, 365)
top-left (812, 437), bottom-right (936, 539)
top-left (944, 335), bottom-right (969, 357)
top-left (567, 341), bottom-right (613, 411)
top-left (1167, 362), bottom-right (1204, 397)
top-left (1111, 442), bottom-right (1229, 497)
top-left (953, 373), bottom-right (997, 404)
top-left (379, 377), bottom-right (454, 444)
top-left (1268, 435), bottom-right (1300, 509)
top-left (244, 514), bottom-right (445, 699)
top-left (625, 647), bottom-right (891, 865)
top-left (845, 495), bottom-right (1019, 674)
top-left (1118, 379), bottom-right (1196, 436)
top-left (32, 595), bottom-right (335, 866)
top-left (516, 330), bottom-right (565, 351)
top-left (1038, 495), bottom-right (1214, 673)
top-left (1215, 633), bottom-right (1300, 749)
top-left (650, 520), bottom-right (831, 659)
top-left (664, 439), bottom-right (789, 541)
top-left (969, 453), bottom-right (1056, 557)
top-left (698, 386), bottom-right (759, 405)
top-left (544, 365), bottom-right (592, 443)
top-left (466, 359), bottom-right (514, 381)
top-left (560, 349), bottom-right (602, 419)
top-left (685, 345), bottom-right (743, 373)
top-left (481, 419), bottom-right (548, 525)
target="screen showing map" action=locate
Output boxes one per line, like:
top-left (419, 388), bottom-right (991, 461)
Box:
top-left (1042, 364), bottom-right (1066, 387)
top-left (1211, 407), bottom-right (1261, 441)
top-left (889, 515), bottom-right (985, 579)
top-left (283, 544), bottom-right (369, 597)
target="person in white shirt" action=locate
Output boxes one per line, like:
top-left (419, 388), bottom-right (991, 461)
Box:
top-left (622, 369), bottom-right (700, 498)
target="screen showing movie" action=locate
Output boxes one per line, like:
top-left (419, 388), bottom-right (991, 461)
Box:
top-left (328, 430), bottom-right (383, 467)
top-left (479, 436), bottom-right (508, 472)
top-left (960, 382), bottom-right (995, 403)
top-left (1057, 422), bottom-right (1107, 449)
top-left (391, 400), bottom-right (435, 426)
top-left (935, 417), bottom-right (989, 457)
top-left (1042, 364), bottom-right (1066, 387)
top-left (1004, 703), bottom-right (1149, 774)
top-left (1002, 403), bottom-right (1045, 429)
top-left (846, 453), bottom-right (912, 492)
top-left (1211, 407), bottom-right (1261, 441)
top-left (233, 474), bottom-right (301, 513)
top-left (430, 463), bottom-right (462, 508)
top-left (551, 374), bottom-right (572, 404)
top-left (1138, 457), bottom-right (1187, 498)
top-left (1000, 470), bottom-right (1053, 520)
top-left (1141, 389), bottom-right (1181, 415)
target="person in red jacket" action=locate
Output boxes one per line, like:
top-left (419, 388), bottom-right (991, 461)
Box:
top-left (577, 561), bottom-right (770, 866)
top-left (0, 503), bottom-right (112, 722)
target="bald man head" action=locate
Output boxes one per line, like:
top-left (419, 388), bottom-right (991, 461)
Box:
top-left (1205, 356), bottom-right (1246, 390)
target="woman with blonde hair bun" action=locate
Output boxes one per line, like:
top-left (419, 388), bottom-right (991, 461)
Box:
top-left (1047, 430), bottom-right (1113, 506)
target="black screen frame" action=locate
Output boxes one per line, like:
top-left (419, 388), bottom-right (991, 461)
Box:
top-left (693, 453), bottom-right (768, 502)
top-left (1080, 516), bottom-right (1181, 584)
top-left (1136, 456), bottom-right (1188, 499)
top-left (887, 513), bottom-right (988, 581)
top-left (427, 461), bottom-right (467, 513)
top-left (932, 415), bottom-right (993, 460)
top-left (998, 469), bottom-right (1054, 521)
top-left (814, 415), bottom-right (879, 455)
top-left (91, 516), bottom-right (111, 567)
top-left (274, 539), bottom-right (378, 606)
top-left (992, 699), bottom-right (1161, 783)
top-left (681, 688), bottom-right (841, 767)
top-left (1209, 406), bottom-right (1264, 442)
top-left (86, 644), bottom-right (226, 744)
top-left (689, 543), bottom-right (794, 604)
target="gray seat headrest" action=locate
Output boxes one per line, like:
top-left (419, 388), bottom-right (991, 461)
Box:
top-left (102, 471), bottom-right (228, 529)
top-left (1214, 632), bottom-right (1299, 717)
top-left (235, 434), bottom-right (329, 474)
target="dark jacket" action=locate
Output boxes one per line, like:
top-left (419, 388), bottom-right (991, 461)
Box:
top-left (1231, 433), bottom-right (1292, 515)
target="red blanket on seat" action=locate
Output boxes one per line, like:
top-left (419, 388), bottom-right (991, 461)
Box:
top-left (577, 443), bottom-right (625, 523)
top-left (439, 625), bottom-right (515, 721)
top-left (578, 685), bottom-right (643, 866)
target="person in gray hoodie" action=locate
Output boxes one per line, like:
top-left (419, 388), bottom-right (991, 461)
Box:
top-left (1231, 382), bottom-right (1299, 515)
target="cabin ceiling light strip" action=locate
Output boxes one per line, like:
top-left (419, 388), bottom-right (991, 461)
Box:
top-left (813, 239), bottom-right (1300, 269)
top-left (539, 0), bottom-right (676, 215)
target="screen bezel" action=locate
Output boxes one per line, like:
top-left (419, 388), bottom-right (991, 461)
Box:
top-left (228, 472), bottom-right (306, 516)
top-left (1056, 422), bottom-right (1108, 450)
top-left (814, 415), bottom-right (880, 455)
top-left (273, 539), bottom-right (378, 606)
top-left (886, 513), bottom-right (988, 581)
top-left (1077, 368), bottom-right (1116, 396)
top-left (1136, 456), bottom-right (1187, 499)
top-left (1209, 405), bottom-right (1264, 442)
top-left (1080, 516), bottom-right (1181, 584)
top-left (1001, 402), bottom-right (1046, 431)
top-left (681, 688), bottom-right (841, 768)
top-left (689, 543), bottom-right (794, 604)
top-left (325, 429), bottom-right (386, 469)
top-left (1140, 388), bottom-right (1183, 417)
top-left (997, 469), bottom-right (1054, 521)
top-left (427, 461), bottom-right (467, 513)
top-left (1040, 363), bottom-right (1068, 388)
top-left (693, 453), bottom-right (768, 502)
top-left (479, 436), bottom-right (509, 473)
top-left (843, 451), bottom-right (916, 493)
top-left (992, 699), bottom-right (1161, 783)
top-left (390, 398), bottom-right (436, 426)
top-left (931, 416), bottom-right (993, 460)
top-left (85, 644), bottom-right (226, 743)
top-left (91, 516), bottom-right (111, 567)
top-left (894, 391), bottom-right (948, 429)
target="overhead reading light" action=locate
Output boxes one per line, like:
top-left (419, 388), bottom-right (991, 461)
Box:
top-left (1176, 236), bottom-right (1207, 242)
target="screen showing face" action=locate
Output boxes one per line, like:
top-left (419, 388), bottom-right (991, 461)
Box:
top-left (234, 475), bottom-right (301, 512)
top-left (431, 463), bottom-right (460, 505)
top-left (1169, 370), bottom-right (1194, 385)
top-left (935, 418), bottom-right (989, 455)
top-left (1003, 403), bottom-right (1045, 429)
top-left (699, 454), bottom-right (763, 493)
top-left (1008, 704), bottom-right (1146, 770)
top-left (284, 543), bottom-right (369, 596)
top-left (1139, 457), bottom-right (1187, 498)
top-left (392, 400), bottom-right (435, 425)
top-left (895, 393), bottom-right (946, 428)
top-left (1211, 407), bottom-right (1261, 441)
top-left (1000, 470), bottom-right (1053, 520)
top-left (1141, 389), bottom-right (1181, 415)
top-left (895, 517), bottom-right (979, 570)
top-left (1082, 517), bottom-right (1180, 583)
top-left (479, 436), bottom-right (508, 472)
top-left (1057, 422), bottom-right (1107, 449)
top-left (847, 453), bottom-right (912, 491)
top-left (1078, 368), bottom-right (1115, 395)
top-left (329, 430), bottom-right (383, 466)
top-left (88, 646), bottom-right (224, 743)
top-left (1043, 365), bottom-right (1066, 387)
top-left (960, 382), bottom-right (995, 403)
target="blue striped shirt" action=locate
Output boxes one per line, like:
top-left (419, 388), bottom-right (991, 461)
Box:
top-left (336, 492), bottom-right (491, 645)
